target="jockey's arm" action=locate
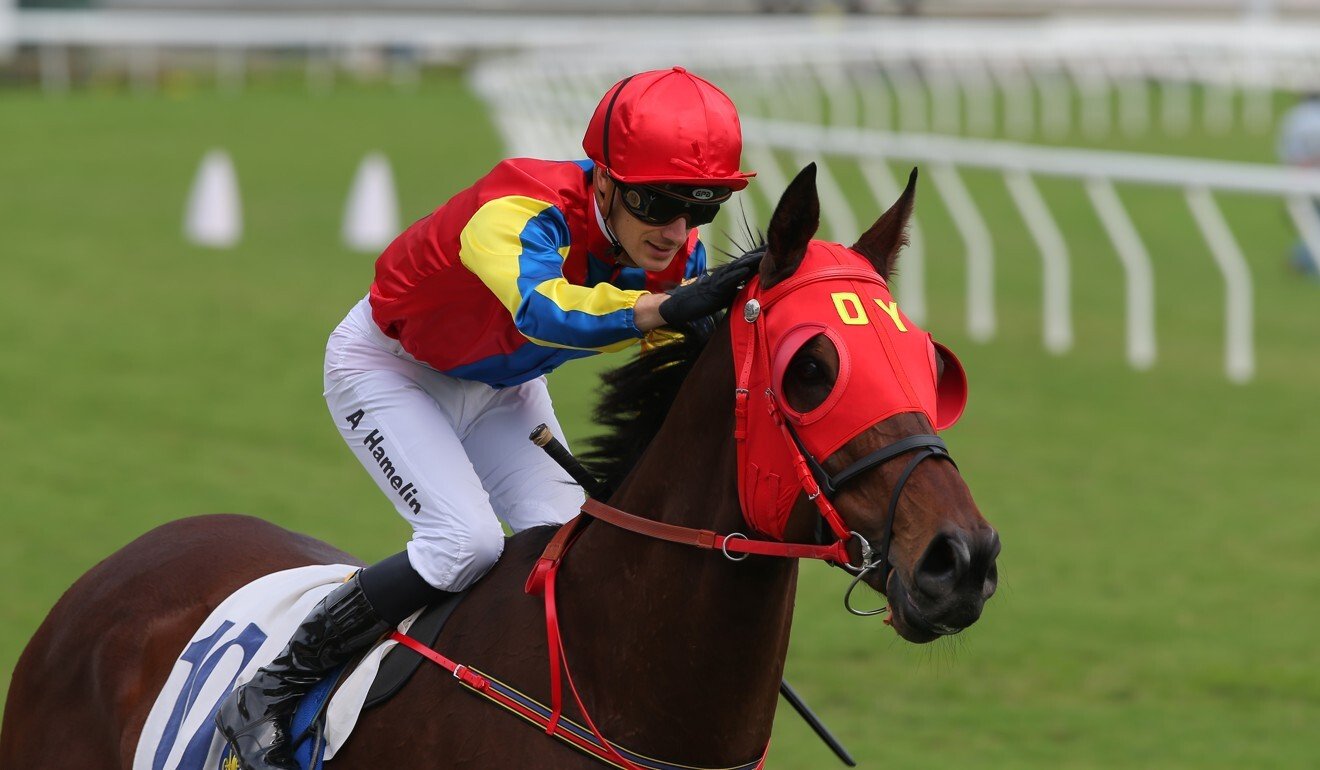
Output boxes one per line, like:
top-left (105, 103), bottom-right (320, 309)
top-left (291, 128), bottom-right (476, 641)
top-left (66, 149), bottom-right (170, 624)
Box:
top-left (460, 196), bottom-right (648, 352)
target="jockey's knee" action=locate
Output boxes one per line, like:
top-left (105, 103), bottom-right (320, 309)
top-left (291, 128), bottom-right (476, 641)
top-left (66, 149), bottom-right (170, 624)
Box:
top-left (503, 500), bottom-right (579, 532)
top-left (406, 518), bottom-right (505, 592)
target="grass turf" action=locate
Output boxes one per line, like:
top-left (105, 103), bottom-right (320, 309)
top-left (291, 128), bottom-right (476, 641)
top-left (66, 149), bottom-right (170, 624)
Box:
top-left (1, 71), bottom-right (1317, 768)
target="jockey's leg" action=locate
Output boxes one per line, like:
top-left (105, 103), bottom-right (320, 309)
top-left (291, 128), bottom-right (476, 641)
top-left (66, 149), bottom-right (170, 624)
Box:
top-left (460, 375), bottom-right (586, 533)
top-left (214, 569), bottom-right (391, 770)
top-left (213, 552), bottom-right (448, 770)
top-left (320, 297), bottom-right (508, 592)
top-left (214, 301), bottom-right (505, 770)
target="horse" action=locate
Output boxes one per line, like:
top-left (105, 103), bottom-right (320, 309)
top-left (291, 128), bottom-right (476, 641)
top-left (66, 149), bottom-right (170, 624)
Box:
top-left (0, 163), bottom-right (999, 769)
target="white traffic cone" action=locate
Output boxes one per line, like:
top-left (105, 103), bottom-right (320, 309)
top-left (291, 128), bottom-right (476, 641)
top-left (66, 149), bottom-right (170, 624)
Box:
top-left (184, 149), bottom-right (241, 248)
top-left (343, 152), bottom-right (399, 252)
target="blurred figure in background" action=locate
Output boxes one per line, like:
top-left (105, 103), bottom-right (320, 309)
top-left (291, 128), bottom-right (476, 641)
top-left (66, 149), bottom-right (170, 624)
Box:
top-left (1277, 94), bottom-right (1320, 277)
top-left (214, 67), bottom-right (759, 770)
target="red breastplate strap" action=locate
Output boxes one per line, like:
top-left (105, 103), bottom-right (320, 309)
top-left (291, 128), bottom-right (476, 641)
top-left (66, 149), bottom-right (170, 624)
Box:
top-left (392, 517), bottom-right (770, 770)
top-left (390, 494), bottom-right (848, 766)
top-left (512, 498), bottom-right (850, 769)
top-left (523, 512), bottom-right (771, 770)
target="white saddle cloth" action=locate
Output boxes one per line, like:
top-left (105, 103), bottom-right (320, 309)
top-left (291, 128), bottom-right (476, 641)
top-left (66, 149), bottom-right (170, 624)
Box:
top-left (132, 564), bottom-right (417, 770)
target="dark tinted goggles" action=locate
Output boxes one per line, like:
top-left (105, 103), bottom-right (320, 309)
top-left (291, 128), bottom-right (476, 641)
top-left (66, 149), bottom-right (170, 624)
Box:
top-left (616, 181), bottom-right (731, 227)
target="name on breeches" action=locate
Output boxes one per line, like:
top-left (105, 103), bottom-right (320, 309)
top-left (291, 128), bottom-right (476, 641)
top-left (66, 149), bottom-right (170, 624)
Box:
top-left (344, 409), bottom-right (422, 515)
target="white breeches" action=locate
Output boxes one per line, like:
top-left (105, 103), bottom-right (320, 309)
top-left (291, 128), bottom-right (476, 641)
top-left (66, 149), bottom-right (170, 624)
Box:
top-left (323, 298), bottom-right (584, 591)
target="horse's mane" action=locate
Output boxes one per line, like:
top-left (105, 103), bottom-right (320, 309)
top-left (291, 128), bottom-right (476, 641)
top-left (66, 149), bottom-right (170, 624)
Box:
top-left (577, 323), bottom-right (712, 499)
top-left (579, 237), bottom-right (763, 498)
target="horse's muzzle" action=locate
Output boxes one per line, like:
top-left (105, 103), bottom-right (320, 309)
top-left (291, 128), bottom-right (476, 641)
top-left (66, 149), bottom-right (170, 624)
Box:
top-left (885, 525), bottom-right (1000, 643)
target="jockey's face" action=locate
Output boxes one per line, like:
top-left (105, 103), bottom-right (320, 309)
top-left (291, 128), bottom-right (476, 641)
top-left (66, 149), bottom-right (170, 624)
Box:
top-left (594, 171), bottom-right (691, 272)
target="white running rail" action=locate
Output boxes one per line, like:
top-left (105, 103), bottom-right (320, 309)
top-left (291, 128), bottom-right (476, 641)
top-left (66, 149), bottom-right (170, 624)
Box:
top-left (475, 56), bottom-right (1320, 383)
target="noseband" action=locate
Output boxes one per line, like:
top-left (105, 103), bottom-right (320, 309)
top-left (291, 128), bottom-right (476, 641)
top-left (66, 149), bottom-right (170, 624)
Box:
top-left (781, 417), bottom-right (957, 615)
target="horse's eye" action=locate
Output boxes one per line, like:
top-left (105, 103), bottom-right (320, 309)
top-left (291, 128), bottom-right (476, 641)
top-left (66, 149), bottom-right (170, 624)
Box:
top-left (792, 356), bottom-right (825, 383)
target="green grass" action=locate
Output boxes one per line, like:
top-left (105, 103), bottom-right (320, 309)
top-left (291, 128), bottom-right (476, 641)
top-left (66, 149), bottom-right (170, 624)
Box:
top-left (2, 72), bottom-right (1318, 768)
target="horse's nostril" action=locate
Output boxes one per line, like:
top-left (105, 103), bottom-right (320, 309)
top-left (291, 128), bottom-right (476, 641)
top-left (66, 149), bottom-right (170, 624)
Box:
top-left (914, 533), bottom-right (961, 598)
top-left (983, 561), bottom-right (999, 600)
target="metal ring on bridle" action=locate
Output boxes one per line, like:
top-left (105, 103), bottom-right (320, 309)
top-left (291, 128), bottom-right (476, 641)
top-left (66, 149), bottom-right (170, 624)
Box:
top-left (720, 532), bottom-right (750, 562)
top-left (841, 530), bottom-right (876, 575)
top-left (843, 566), bottom-right (889, 617)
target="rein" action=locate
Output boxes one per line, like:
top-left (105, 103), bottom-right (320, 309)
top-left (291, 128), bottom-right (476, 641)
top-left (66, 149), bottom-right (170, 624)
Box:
top-left (391, 397), bottom-right (952, 769)
top-left (390, 508), bottom-right (776, 770)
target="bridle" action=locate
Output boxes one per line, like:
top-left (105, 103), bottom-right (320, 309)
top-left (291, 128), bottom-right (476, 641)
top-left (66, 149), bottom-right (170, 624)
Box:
top-left (730, 243), bottom-right (967, 616)
top-left (780, 416), bottom-right (956, 615)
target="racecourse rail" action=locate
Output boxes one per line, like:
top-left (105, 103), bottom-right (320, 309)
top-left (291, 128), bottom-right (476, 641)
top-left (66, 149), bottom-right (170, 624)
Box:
top-left (10, 11), bottom-right (1320, 139)
top-left (473, 49), bottom-right (1320, 384)
top-left (9, 11), bottom-right (1320, 381)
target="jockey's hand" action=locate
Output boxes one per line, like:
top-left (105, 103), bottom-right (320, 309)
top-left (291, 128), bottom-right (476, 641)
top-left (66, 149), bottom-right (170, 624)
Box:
top-left (679, 314), bottom-right (717, 342)
top-left (658, 251), bottom-right (764, 327)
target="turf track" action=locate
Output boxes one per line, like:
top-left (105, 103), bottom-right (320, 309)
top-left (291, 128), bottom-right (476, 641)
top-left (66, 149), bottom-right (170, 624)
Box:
top-left (1, 69), bottom-right (1317, 768)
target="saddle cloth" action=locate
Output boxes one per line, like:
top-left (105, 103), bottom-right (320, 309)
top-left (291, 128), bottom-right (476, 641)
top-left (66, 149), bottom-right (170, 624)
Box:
top-left (131, 564), bottom-right (417, 770)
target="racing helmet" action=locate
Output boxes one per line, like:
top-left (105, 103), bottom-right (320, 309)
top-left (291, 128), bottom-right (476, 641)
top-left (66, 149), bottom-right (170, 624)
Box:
top-left (583, 67), bottom-right (755, 191)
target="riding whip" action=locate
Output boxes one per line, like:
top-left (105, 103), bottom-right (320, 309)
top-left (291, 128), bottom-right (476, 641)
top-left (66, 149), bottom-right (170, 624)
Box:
top-left (529, 424), bottom-right (608, 500)
top-left (528, 423), bottom-right (856, 767)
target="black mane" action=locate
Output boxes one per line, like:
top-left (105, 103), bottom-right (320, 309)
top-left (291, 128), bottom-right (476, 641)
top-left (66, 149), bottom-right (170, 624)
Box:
top-left (579, 233), bottom-right (764, 498)
top-left (578, 324), bottom-right (711, 499)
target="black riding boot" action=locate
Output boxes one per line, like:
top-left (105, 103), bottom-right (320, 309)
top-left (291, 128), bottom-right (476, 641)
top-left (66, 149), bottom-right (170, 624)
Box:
top-left (214, 570), bottom-right (392, 770)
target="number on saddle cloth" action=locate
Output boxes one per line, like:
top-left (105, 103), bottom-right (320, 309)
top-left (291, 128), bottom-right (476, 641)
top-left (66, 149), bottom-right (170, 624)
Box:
top-left (214, 589), bottom-right (466, 770)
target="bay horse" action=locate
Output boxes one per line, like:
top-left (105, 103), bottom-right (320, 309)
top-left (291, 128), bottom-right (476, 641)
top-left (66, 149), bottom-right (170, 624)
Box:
top-left (0, 164), bottom-right (999, 769)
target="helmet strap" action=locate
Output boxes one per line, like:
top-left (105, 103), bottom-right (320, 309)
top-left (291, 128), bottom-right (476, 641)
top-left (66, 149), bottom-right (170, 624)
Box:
top-left (595, 176), bottom-right (625, 258)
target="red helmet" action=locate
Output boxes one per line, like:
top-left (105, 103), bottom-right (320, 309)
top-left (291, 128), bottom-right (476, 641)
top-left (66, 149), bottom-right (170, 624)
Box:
top-left (583, 67), bottom-right (755, 191)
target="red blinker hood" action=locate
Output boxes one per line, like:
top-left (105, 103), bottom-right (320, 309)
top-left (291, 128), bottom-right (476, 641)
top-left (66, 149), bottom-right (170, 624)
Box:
top-left (730, 241), bottom-right (967, 540)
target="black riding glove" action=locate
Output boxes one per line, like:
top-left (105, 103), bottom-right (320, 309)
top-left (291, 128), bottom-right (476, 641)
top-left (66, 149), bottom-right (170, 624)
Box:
top-left (657, 251), bottom-right (764, 327)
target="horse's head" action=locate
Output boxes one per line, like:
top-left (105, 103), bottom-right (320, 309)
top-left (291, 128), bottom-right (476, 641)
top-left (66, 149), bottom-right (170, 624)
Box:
top-left (731, 164), bottom-right (998, 643)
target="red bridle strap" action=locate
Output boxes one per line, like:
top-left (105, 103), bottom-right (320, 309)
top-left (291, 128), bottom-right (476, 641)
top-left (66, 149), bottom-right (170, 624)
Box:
top-left (577, 497), bottom-right (851, 563)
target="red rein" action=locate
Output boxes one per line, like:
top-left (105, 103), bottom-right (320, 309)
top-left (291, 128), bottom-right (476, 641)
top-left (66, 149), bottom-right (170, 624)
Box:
top-left (390, 496), bottom-right (850, 770)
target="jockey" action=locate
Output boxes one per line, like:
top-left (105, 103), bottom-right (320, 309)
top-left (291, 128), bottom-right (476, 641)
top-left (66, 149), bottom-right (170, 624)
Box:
top-left (216, 67), bottom-right (759, 770)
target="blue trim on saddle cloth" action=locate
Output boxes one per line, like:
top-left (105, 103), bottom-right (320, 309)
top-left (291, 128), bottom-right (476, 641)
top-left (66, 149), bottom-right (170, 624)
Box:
top-left (219, 666), bottom-right (343, 770)
top-left (477, 673), bottom-right (762, 770)
top-left (290, 664), bottom-right (346, 770)
top-left (217, 664), bottom-right (347, 770)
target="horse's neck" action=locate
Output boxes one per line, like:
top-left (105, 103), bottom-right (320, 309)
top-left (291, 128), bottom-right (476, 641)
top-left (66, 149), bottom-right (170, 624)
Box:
top-left (556, 327), bottom-right (797, 764)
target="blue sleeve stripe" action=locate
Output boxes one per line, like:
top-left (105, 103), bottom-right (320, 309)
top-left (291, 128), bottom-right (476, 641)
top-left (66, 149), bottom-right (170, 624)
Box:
top-left (516, 291), bottom-right (639, 349)
top-left (512, 206), bottom-right (644, 350)
top-left (514, 206), bottom-right (573, 300)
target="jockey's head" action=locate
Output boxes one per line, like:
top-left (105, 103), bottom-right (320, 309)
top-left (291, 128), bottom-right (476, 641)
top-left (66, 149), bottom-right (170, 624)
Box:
top-left (584, 67), bottom-right (755, 271)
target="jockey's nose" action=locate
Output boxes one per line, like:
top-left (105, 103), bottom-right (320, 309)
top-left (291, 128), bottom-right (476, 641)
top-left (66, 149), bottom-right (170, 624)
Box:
top-left (661, 216), bottom-right (690, 241)
top-left (912, 525), bottom-right (1000, 606)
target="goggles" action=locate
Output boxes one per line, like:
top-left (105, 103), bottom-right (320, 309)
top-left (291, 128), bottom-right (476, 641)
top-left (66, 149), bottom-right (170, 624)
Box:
top-left (614, 180), bottom-right (731, 227)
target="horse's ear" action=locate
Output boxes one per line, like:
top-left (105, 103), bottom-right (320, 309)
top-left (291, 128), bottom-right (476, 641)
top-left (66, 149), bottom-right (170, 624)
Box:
top-left (761, 164), bottom-right (820, 290)
top-left (852, 167), bottom-right (918, 280)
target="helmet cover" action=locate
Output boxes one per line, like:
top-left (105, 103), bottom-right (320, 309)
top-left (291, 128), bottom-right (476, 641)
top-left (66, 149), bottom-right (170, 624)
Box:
top-left (583, 67), bottom-right (755, 190)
